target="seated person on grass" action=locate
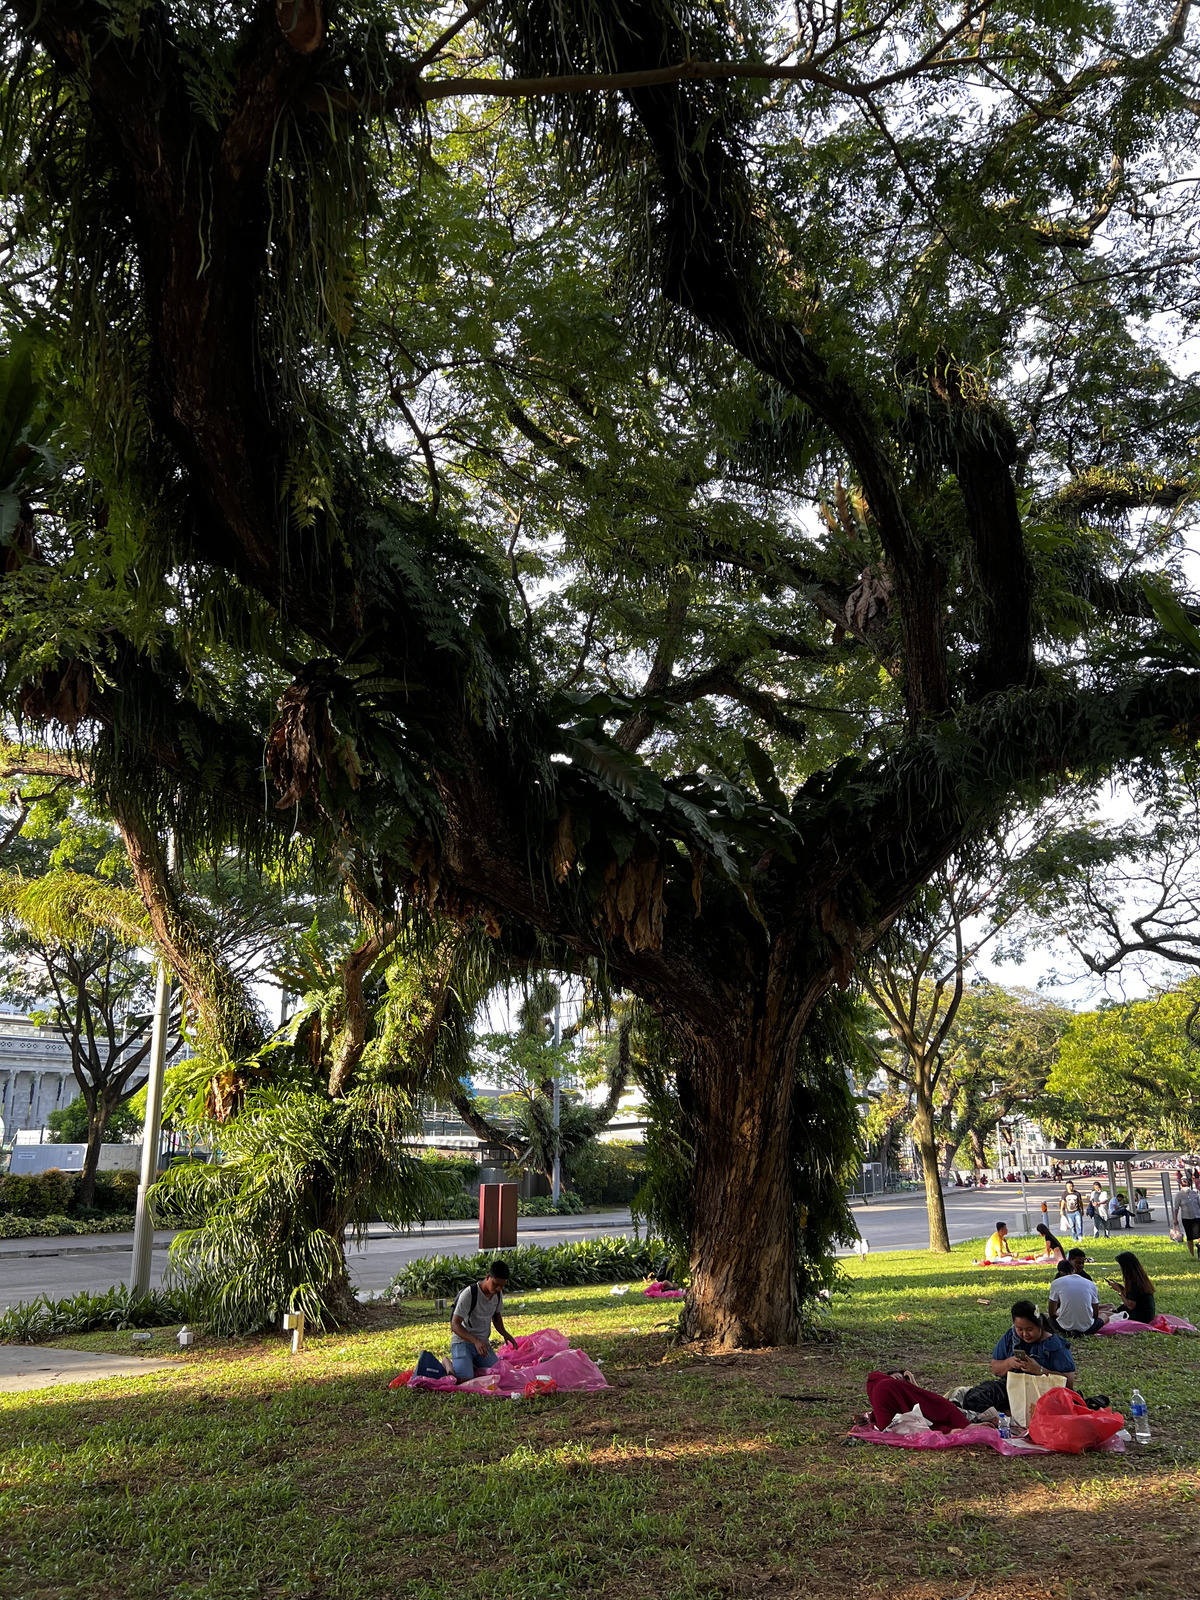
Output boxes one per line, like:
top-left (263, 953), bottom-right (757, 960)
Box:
top-left (957, 1300), bottom-right (1077, 1416)
top-left (1035, 1223), bottom-right (1067, 1263)
top-left (1106, 1250), bottom-right (1156, 1324)
top-left (985, 1221), bottom-right (1014, 1262)
top-left (449, 1260), bottom-right (518, 1381)
top-left (1047, 1259), bottom-right (1104, 1337)
top-left (1067, 1248), bottom-right (1093, 1279)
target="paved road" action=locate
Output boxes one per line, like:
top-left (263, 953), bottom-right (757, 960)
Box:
top-left (849, 1179), bottom-right (1175, 1253)
top-left (0, 1213), bottom-right (642, 1302)
top-left (0, 1180), bottom-right (1178, 1303)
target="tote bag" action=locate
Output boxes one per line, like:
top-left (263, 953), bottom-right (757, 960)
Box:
top-left (1006, 1370), bottom-right (1067, 1427)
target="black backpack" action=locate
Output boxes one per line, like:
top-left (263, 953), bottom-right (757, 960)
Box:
top-left (451, 1283), bottom-right (479, 1329)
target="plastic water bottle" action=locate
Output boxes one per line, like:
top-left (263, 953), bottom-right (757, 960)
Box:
top-left (997, 1412), bottom-right (1011, 1440)
top-left (1130, 1390), bottom-right (1151, 1443)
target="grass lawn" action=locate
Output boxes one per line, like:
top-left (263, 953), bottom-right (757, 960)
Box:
top-left (3, 1233), bottom-right (1200, 1599)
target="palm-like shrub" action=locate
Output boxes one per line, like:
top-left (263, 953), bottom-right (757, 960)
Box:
top-left (153, 1084), bottom-right (456, 1333)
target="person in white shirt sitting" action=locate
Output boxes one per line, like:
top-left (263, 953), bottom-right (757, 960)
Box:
top-left (1047, 1259), bottom-right (1104, 1337)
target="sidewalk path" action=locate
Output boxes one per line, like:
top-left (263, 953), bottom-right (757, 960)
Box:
top-left (0, 1344), bottom-right (176, 1394)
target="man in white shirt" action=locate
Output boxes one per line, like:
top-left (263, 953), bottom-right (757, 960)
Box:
top-left (1173, 1181), bottom-right (1200, 1258)
top-left (1048, 1260), bottom-right (1103, 1336)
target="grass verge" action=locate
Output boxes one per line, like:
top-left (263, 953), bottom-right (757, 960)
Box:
top-left (2, 1234), bottom-right (1199, 1599)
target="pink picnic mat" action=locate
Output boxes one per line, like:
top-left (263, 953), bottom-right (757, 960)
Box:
top-left (849, 1424), bottom-right (1125, 1456)
top-left (1098, 1312), bottom-right (1197, 1336)
top-left (392, 1328), bottom-right (609, 1397)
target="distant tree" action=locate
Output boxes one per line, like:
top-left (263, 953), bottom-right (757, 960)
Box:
top-left (1035, 780), bottom-right (1200, 986)
top-left (929, 985), bottom-right (1070, 1176)
top-left (861, 810), bottom-right (1075, 1249)
top-left (48, 1092), bottom-right (141, 1145)
top-left (1047, 982), bottom-right (1200, 1150)
top-left (0, 889), bottom-right (179, 1206)
top-left (454, 977), bottom-right (632, 1189)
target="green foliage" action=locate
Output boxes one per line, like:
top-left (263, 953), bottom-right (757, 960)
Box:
top-left (565, 1140), bottom-right (645, 1207)
top-left (0, 1284), bottom-right (192, 1345)
top-left (152, 1087), bottom-right (459, 1334)
top-left (423, 1191), bottom-right (479, 1221)
top-left (0, 1168), bottom-right (77, 1217)
top-left (0, 1165), bottom-right (138, 1218)
top-left (790, 992), bottom-right (865, 1305)
top-left (0, 1211), bottom-right (135, 1239)
top-left (629, 1023), bottom-right (693, 1284)
top-left (419, 1150), bottom-right (481, 1184)
top-left (386, 1235), bottom-right (673, 1299)
top-left (517, 1192), bottom-right (585, 1216)
top-left (48, 1094), bottom-right (142, 1145)
top-left (1047, 981), bottom-right (1200, 1148)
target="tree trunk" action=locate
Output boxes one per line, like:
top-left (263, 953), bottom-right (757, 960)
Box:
top-left (77, 1105), bottom-right (109, 1208)
top-left (937, 1139), bottom-right (958, 1180)
top-left (913, 1094), bottom-right (951, 1252)
top-left (681, 973), bottom-right (811, 1347)
top-left (112, 800), bottom-right (264, 1061)
top-left (968, 1125), bottom-right (987, 1177)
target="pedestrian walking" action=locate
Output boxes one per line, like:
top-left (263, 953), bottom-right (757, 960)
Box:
top-left (1059, 1180), bottom-right (1084, 1241)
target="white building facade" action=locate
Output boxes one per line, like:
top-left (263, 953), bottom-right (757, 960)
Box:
top-left (0, 1015), bottom-right (82, 1136)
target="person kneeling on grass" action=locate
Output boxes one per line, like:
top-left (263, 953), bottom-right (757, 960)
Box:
top-left (1048, 1259), bottom-right (1104, 1337)
top-left (449, 1260), bottom-right (517, 1381)
top-left (954, 1299), bottom-right (1077, 1417)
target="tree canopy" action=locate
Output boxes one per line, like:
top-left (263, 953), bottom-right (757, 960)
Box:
top-left (2, 0), bottom-right (1200, 1343)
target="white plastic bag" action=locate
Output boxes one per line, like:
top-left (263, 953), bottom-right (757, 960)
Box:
top-left (883, 1404), bottom-right (933, 1435)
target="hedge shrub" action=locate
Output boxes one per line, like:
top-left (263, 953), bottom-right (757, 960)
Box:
top-left (386, 1235), bottom-right (675, 1300)
top-left (0, 1167), bottom-right (139, 1218)
top-left (518, 1193), bottom-right (585, 1216)
top-left (568, 1141), bottom-right (646, 1207)
top-left (0, 1168), bottom-right (77, 1217)
top-left (0, 1213), bottom-right (137, 1239)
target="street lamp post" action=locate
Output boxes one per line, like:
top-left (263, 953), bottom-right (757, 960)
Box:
top-left (551, 996), bottom-right (561, 1205)
top-left (129, 959), bottom-right (171, 1297)
top-left (129, 833), bottom-right (174, 1299)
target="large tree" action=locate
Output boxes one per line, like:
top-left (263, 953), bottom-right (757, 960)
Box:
top-left (2, 0), bottom-right (1200, 1345)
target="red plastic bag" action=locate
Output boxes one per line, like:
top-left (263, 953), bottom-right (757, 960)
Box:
top-left (388, 1370), bottom-right (414, 1390)
top-left (1027, 1387), bottom-right (1125, 1453)
top-left (523, 1377), bottom-right (558, 1397)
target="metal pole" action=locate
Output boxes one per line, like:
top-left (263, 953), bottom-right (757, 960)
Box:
top-left (551, 995), bottom-right (561, 1204)
top-left (130, 833), bottom-right (175, 1298)
top-left (1017, 1132), bottom-right (1031, 1235)
top-left (129, 959), bottom-right (171, 1296)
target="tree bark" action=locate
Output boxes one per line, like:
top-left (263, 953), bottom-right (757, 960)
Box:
top-left (112, 800), bottom-right (264, 1062)
top-left (680, 955), bottom-right (821, 1347)
top-left (684, 1039), bottom-right (799, 1346)
top-left (913, 1092), bottom-right (951, 1253)
top-left (77, 1099), bottom-right (112, 1209)
top-left (327, 920), bottom-right (401, 1097)
top-left (968, 1125), bottom-right (988, 1177)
